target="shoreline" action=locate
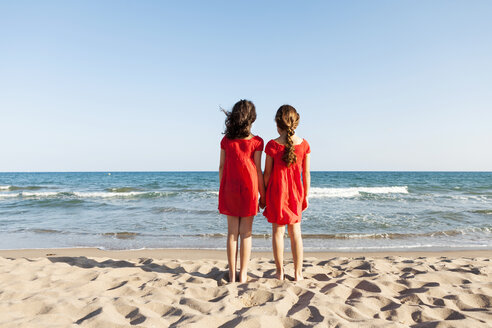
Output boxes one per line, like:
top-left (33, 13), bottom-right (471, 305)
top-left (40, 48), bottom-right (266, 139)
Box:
top-left (1, 247), bottom-right (491, 260)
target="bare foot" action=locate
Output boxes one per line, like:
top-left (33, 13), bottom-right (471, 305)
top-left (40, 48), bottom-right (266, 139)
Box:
top-left (239, 272), bottom-right (248, 283)
top-left (228, 271), bottom-right (236, 283)
top-left (294, 273), bottom-right (303, 281)
top-left (275, 271), bottom-right (284, 280)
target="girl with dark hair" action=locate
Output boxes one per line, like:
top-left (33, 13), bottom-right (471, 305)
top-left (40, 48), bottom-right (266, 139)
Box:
top-left (218, 99), bottom-right (266, 283)
top-left (263, 105), bottom-right (311, 281)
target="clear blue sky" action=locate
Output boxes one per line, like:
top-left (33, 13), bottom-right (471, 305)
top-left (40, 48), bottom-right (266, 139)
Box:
top-left (1, 1), bottom-right (491, 171)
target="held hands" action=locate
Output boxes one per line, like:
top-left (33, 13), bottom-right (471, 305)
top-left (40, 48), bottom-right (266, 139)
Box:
top-left (259, 196), bottom-right (266, 209)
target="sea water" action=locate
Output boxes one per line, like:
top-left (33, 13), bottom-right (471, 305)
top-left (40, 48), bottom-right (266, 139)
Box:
top-left (0, 172), bottom-right (490, 251)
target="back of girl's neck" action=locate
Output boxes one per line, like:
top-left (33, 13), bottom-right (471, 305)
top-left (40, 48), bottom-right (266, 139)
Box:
top-left (275, 134), bottom-right (302, 145)
top-left (234, 134), bottom-right (254, 140)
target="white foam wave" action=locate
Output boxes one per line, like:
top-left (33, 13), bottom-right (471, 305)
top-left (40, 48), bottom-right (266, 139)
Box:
top-left (2, 188), bottom-right (409, 200)
top-left (0, 185), bottom-right (11, 190)
top-left (0, 193), bottom-right (18, 198)
top-left (72, 191), bottom-right (148, 198)
top-left (457, 227), bottom-right (492, 234)
top-left (309, 186), bottom-right (408, 198)
top-left (451, 195), bottom-right (488, 201)
top-left (0, 191), bottom-right (175, 199)
top-left (21, 192), bottom-right (59, 197)
top-left (312, 244), bottom-right (491, 251)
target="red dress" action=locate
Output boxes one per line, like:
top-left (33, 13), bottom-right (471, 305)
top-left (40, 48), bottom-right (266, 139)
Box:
top-left (218, 135), bottom-right (264, 217)
top-left (263, 139), bottom-right (310, 225)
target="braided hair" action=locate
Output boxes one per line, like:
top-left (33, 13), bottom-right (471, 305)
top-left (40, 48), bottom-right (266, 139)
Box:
top-left (222, 100), bottom-right (257, 139)
top-left (275, 105), bottom-right (300, 166)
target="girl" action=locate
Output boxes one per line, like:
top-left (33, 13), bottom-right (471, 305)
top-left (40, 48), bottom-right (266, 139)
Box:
top-left (218, 99), bottom-right (266, 283)
top-left (263, 105), bottom-right (311, 281)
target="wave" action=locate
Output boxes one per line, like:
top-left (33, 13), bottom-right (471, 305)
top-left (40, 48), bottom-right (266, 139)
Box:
top-left (102, 232), bottom-right (140, 239)
top-left (0, 189), bottom-right (220, 200)
top-left (195, 228), bottom-right (491, 240)
top-left (83, 191), bottom-right (184, 199)
top-left (75, 191), bottom-right (178, 198)
top-left (299, 228), bottom-right (491, 239)
top-left (21, 228), bottom-right (490, 239)
top-left (0, 191), bottom-right (179, 199)
top-left (11, 228), bottom-right (72, 234)
top-left (309, 186), bottom-right (408, 198)
top-left (0, 193), bottom-right (20, 199)
top-left (153, 206), bottom-right (218, 215)
top-left (23, 192), bottom-right (61, 197)
top-left (30, 228), bottom-right (66, 234)
top-left (471, 209), bottom-right (492, 215)
top-left (307, 244), bottom-right (491, 251)
top-left (0, 185), bottom-right (44, 191)
top-left (34, 198), bottom-right (87, 208)
top-left (105, 187), bottom-right (143, 192)
top-left (451, 195), bottom-right (489, 201)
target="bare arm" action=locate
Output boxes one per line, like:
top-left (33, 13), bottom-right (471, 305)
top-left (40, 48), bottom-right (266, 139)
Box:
top-left (219, 149), bottom-right (225, 183)
top-left (254, 151), bottom-right (265, 201)
top-left (264, 154), bottom-right (273, 188)
top-left (302, 153), bottom-right (311, 209)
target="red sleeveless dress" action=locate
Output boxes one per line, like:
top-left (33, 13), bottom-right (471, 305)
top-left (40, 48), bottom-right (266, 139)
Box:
top-left (218, 136), bottom-right (264, 217)
top-left (263, 139), bottom-right (310, 225)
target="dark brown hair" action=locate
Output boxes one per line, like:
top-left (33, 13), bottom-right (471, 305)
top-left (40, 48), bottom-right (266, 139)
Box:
top-left (275, 104), bottom-right (300, 166)
top-left (222, 99), bottom-right (257, 139)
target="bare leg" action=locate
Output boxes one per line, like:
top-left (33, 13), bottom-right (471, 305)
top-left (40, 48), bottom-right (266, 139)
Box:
top-left (272, 223), bottom-right (285, 280)
top-left (287, 222), bottom-right (303, 281)
top-left (227, 216), bottom-right (240, 282)
top-left (235, 227), bottom-right (239, 276)
top-left (238, 216), bottom-right (254, 283)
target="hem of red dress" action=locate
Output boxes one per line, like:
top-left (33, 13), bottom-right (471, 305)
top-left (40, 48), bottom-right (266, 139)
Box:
top-left (219, 209), bottom-right (258, 217)
top-left (264, 214), bottom-right (301, 225)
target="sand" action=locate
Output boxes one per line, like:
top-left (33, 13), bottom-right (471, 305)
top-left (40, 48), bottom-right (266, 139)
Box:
top-left (0, 249), bottom-right (491, 327)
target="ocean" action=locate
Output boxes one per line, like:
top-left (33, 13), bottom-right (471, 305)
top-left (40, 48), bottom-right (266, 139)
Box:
top-left (0, 172), bottom-right (490, 252)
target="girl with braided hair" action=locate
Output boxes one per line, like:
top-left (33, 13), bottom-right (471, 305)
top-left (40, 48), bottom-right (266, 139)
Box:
top-left (263, 105), bottom-right (311, 281)
top-left (219, 99), bottom-right (266, 283)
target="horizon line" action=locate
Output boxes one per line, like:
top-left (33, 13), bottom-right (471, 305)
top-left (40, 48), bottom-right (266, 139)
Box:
top-left (1, 170), bottom-right (491, 173)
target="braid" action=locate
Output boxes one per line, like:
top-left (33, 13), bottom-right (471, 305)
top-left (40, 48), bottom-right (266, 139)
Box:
top-left (282, 126), bottom-right (297, 166)
top-left (275, 105), bottom-right (300, 166)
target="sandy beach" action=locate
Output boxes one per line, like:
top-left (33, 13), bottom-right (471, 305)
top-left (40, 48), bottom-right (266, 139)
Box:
top-left (0, 249), bottom-right (490, 327)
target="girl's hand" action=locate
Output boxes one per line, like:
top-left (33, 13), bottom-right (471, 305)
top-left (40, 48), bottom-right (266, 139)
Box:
top-left (302, 196), bottom-right (308, 211)
top-left (259, 197), bottom-right (266, 209)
